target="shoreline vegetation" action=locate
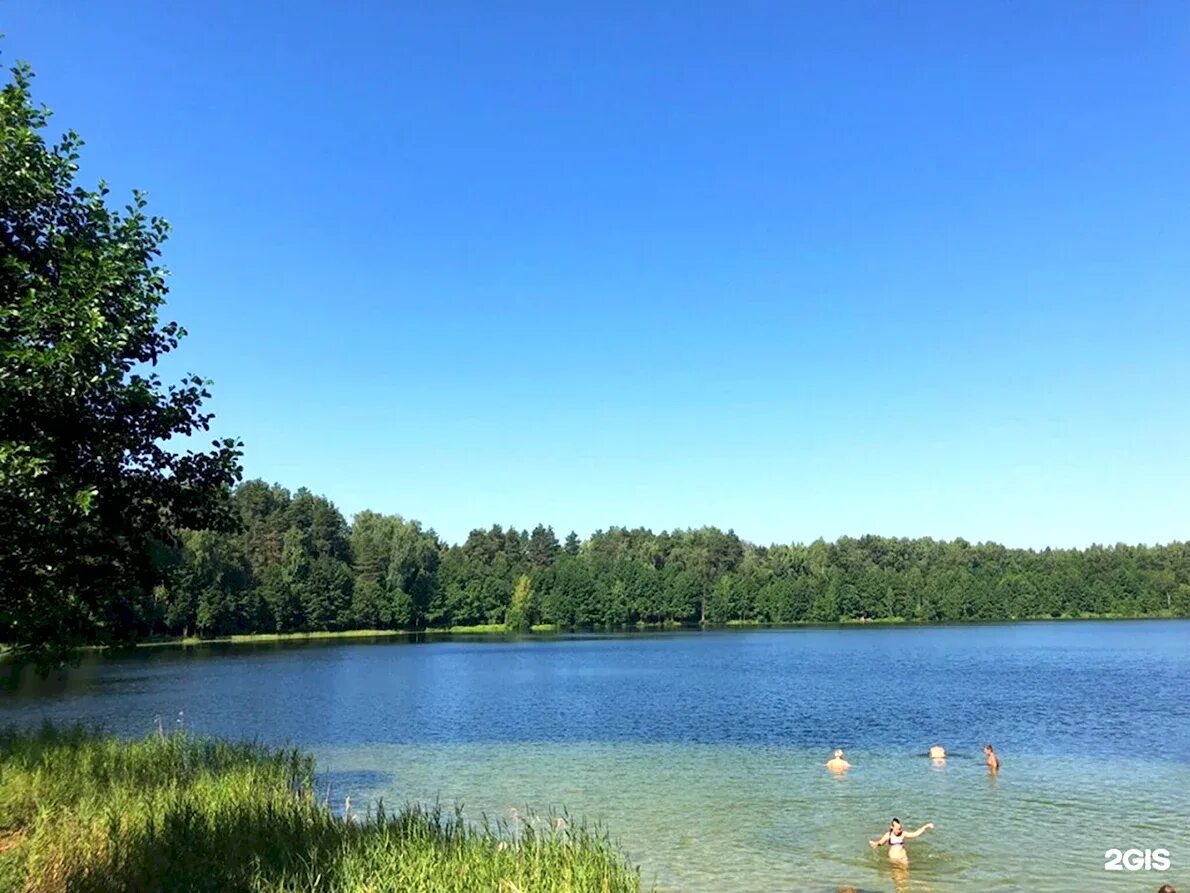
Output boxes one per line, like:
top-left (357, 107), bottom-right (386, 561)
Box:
top-left (60, 611), bottom-right (1186, 655)
top-left (69, 478), bottom-right (1187, 657)
top-left (2, 614), bottom-right (1182, 661)
top-left (0, 726), bottom-right (644, 893)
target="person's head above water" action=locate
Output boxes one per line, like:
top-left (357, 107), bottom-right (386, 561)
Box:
top-left (929, 745), bottom-right (946, 759)
top-left (984, 743), bottom-right (995, 753)
top-left (1157, 885), bottom-right (1176, 893)
top-left (833, 749), bottom-right (844, 758)
top-left (890, 818), bottom-right (902, 833)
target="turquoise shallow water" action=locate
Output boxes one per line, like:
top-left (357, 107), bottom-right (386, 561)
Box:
top-left (312, 742), bottom-right (1189, 892)
top-left (2, 620), bottom-right (1188, 889)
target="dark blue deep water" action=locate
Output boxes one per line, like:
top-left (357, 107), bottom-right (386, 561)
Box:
top-left (2, 621), bottom-right (1187, 759)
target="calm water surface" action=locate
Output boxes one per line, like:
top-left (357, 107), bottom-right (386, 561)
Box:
top-left (2, 621), bottom-right (1188, 891)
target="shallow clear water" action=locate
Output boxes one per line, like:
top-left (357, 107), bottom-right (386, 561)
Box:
top-left (2, 621), bottom-right (1188, 891)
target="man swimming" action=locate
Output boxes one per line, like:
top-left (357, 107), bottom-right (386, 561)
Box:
top-left (869, 817), bottom-right (935, 864)
top-left (826, 749), bottom-right (851, 772)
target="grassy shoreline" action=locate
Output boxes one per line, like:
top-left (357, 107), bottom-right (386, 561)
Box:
top-left (34, 609), bottom-right (1170, 657)
top-left (127, 624), bottom-right (563, 650)
top-left (0, 612), bottom-right (1176, 659)
top-left (0, 727), bottom-right (643, 893)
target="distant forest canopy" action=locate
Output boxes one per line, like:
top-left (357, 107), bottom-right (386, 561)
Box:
top-left (148, 480), bottom-right (1190, 639)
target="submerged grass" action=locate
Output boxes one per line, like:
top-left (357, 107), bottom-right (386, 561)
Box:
top-left (0, 726), bottom-right (643, 893)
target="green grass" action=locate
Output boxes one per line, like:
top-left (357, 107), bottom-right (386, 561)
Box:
top-left (133, 626), bottom-right (534, 650)
top-left (435, 624), bottom-right (510, 634)
top-left (67, 611), bottom-right (1183, 658)
top-left (0, 726), bottom-right (643, 893)
top-left (129, 629), bottom-right (415, 650)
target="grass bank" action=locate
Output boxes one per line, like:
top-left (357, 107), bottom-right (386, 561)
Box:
top-left (62, 611), bottom-right (1182, 657)
top-left (134, 629), bottom-right (414, 649)
top-left (0, 726), bottom-right (643, 893)
top-left (127, 624), bottom-right (562, 650)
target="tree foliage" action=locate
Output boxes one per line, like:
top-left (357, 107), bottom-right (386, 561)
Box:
top-left (506, 574), bottom-right (534, 631)
top-left (146, 481), bottom-right (1190, 639)
top-left (0, 62), bottom-right (242, 657)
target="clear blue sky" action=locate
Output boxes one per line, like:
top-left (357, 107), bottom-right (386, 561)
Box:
top-left (5, 2), bottom-right (1188, 548)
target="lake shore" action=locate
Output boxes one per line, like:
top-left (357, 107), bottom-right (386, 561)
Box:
top-left (124, 610), bottom-right (1183, 650)
top-left (2, 612), bottom-right (1179, 660)
top-left (0, 727), bottom-right (643, 893)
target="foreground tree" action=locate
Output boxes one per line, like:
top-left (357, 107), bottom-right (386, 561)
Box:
top-left (0, 62), bottom-right (242, 658)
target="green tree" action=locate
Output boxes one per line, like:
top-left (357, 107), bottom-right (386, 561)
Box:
top-left (529, 524), bottom-right (561, 568)
top-left (0, 62), bottom-right (242, 657)
top-left (350, 510), bottom-right (398, 627)
top-left (506, 574), bottom-right (534, 631)
top-left (274, 528), bottom-right (310, 631)
top-left (176, 529), bottom-right (248, 637)
top-left (605, 579), bottom-right (629, 626)
top-left (385, 520), bottom-right (441, 627)
top-left (304, 555), bottom-right (354, 630)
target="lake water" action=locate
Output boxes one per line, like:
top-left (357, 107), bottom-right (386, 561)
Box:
top-left (2, 621), bottom-right (1188, 891)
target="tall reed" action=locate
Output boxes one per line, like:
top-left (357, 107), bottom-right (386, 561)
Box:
top-left (0, 725), bottom-right (643, 893)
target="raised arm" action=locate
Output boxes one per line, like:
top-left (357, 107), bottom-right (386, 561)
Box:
top-left (904, 822), bottom-right (935, 839)
top-left (869, 831), bottom-right (890, 848)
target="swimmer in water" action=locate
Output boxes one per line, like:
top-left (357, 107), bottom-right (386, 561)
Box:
top-left (984, 743), bottom-right (1000, 773)
top-left (826, 749), bottom-right (851, 773)
top-left (928, 745), bottom-right (946, 760)
top-left (869, 817), bottom-right (935, 864)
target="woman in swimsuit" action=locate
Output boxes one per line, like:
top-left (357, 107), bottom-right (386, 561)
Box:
top-left (869, 817), bottom-right (935, 863)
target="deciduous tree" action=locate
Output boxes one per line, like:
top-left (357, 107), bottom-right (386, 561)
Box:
top-left (0, 62), bottom-right (242, 657)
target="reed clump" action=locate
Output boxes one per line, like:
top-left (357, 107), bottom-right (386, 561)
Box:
top-left (0, 725), bottom-right (642, 893)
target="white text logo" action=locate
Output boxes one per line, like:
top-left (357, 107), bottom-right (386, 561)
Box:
top-left (1104, 849), bottom-right (1171, 871)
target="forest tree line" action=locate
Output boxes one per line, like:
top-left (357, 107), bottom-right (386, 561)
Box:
top-left (144, 480), bottom-right (1190, 638)
top-left (6, 59), bottom-right (1186, 658)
